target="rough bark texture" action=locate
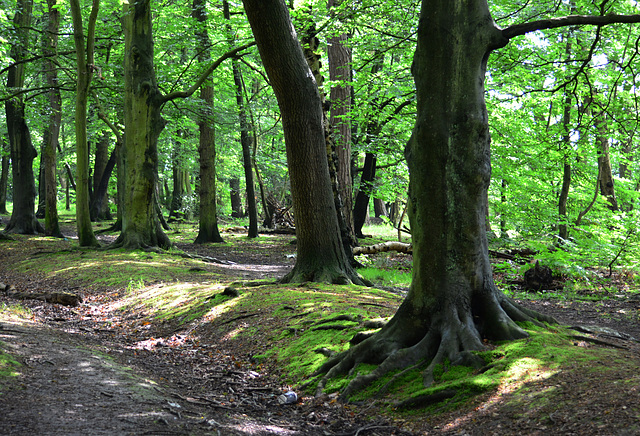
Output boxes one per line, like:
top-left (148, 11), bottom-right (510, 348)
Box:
top-left (242, 0), bottom-right (364, 285)
top-left (42, 0), bottom-right (63, 237)
top-left (4, 0), bottom-right (43, 235)
top-left (327, 0), bottom-right (354, 237)
top-left (113, 0), bottom-right (171, 250)
top-left (316, 0), bottom-right (555, 398)
top-left (193, 0), bottom-right (224, 244)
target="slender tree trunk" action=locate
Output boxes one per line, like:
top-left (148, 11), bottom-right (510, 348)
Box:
top-left (5, 0), bottom-right (43, 235)
top-left (193, 0), bottom-right (223, 244)
top-left (353, 152), bottom-right (376, 237)
top-left (229, 177), bottom-right (243, 217)
top-left (224, 0), bottom-right (258, 237)
top-left (594, 104), bottom-right (618, 211)
top-left (328, 0), bottom-right (354, 236)
top-left (89, 131), bottom-right (112, 221)
top-left (42, 0), bottom-right (63, 237)
top-left (70, 0), bottom-right (100, 246)
top-left (113, 0), bottom-right (171, 249)
top-left (558, 93), bottom-right (572, 243)
top-left (0, 137), bottom-right (9, 214)
top-left (242, 0), bottom-right (365, 284)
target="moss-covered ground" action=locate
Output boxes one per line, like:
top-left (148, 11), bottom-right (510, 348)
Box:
top-left (1, 217), bottom-right (640, 434)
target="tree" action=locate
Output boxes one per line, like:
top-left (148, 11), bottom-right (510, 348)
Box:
top-left (70, 0), bottom-right (100, 247)
top-left (192, 0), bottom-right (224, 244)
top-left (4, 0), bottom-right (43, 235)
top-left (314, 1), bottom-right (640, 398)
top-left (42, 0), bottom-right (63, 238)
top-left (327, 0), bottom-right (354, 236)
top-left (115, 0), bottom-right (253, 250)
top-left (224, 0), bottom-right (258, 239)
top-left (242, 0), bottom-right (366, 285)
top-left (0, 136), bottom-right (10, 215)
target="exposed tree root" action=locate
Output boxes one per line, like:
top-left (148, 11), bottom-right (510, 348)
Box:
top-left (314, 294), bottom-right (556, 400)
top-left (280, 264), bottom-right (372, 286)
top-left (109, 228), bottom-right (172, 251)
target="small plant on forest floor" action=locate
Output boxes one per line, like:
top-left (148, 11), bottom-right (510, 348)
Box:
top-left (358, 267), bottom-right (411, 287)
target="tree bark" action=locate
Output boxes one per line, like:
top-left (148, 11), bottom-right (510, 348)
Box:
top-left (113, 0), bottom-right (171, 250)
top-left (0, 137), bottom-right (8, 215)
top-left (327, 0), bottom-right (354, 237)
top-left (316, 0), bottom-right (555, 398)
top-left (353, 152), bottom-right (376, 237)
top-left (224, 0), bottom-right (258, 238)
top-left (594, 103), bottom-right (618, 211)
top-left (229, 177), bottom-right (243, 218)
top-left (70, 0), bottom-right (100, 246)
top-left (4, 0), bottom-right (43, 235)
top-left (193, 0), bottom-right (224, 244)
top-left (89, 131), bottom-right (112, 221)
top-left (242, 0), bottom-right (365, 285)
top-left (42, 0), bottom-right (63, 237)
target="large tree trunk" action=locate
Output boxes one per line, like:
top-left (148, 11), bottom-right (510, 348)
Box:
top-left (316, 0), bottom-right (554, 398)
top-left (242, 0), bottom-right (365, 285)
top-left (70, 0), bottom-right (99, 246)
top-left (113, 0), bottom-right (170, 250)
top-left (42, 0), bottom-right (63, 237)
top-left (193, 0), bottom-right (224, 244)
top-left (4, 0), bottom-right (43, 235)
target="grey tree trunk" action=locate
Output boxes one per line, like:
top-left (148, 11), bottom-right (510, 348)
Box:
top-left (0, 137), bottom-right (8, 215)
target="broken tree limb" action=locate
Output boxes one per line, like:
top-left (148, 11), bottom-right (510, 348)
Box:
top-left (353, 241), bottom-right (412, 255)
top-left (0, 282), bottom-right (82, 307)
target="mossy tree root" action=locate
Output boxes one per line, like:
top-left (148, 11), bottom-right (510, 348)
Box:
top-left (280, 264), bottom-right (372, 286)
top-left (314, 293), bottom-right (556, 401)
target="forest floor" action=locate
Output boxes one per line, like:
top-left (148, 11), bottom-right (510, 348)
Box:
top-left (1, 220), bottom-right (640, 435)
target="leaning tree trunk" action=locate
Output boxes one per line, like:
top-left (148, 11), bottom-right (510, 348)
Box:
top-left (353, 152), bottom-right (376, 237)
top-left (242, 0), bottom-right (365, 285)
top-left (4, 0), bottom-right (43, 235)
top-left (89, 131), bottom-right (113, 221)
top-left (113, 0), bottom-right (171, 250)
top-left (42, 0), bottom-right (63, 237)
top-left (316, 0), bottom-right (554, 398)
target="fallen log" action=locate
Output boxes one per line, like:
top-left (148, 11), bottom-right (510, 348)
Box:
top-left (0, 282), bottom-right (82, 307)
top-left (353, 241), bottom-right (412, 255)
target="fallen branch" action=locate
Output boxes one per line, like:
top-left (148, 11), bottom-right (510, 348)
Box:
top-left (353, 241), bottom-right (412, 255)
top-left (0, 282), bottom-right (82, 307)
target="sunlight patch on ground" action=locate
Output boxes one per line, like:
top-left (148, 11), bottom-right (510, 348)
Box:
top-left (228, 422), bottom-right (298, 435)
top-left (440, 358), bottom-right (559, 433)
